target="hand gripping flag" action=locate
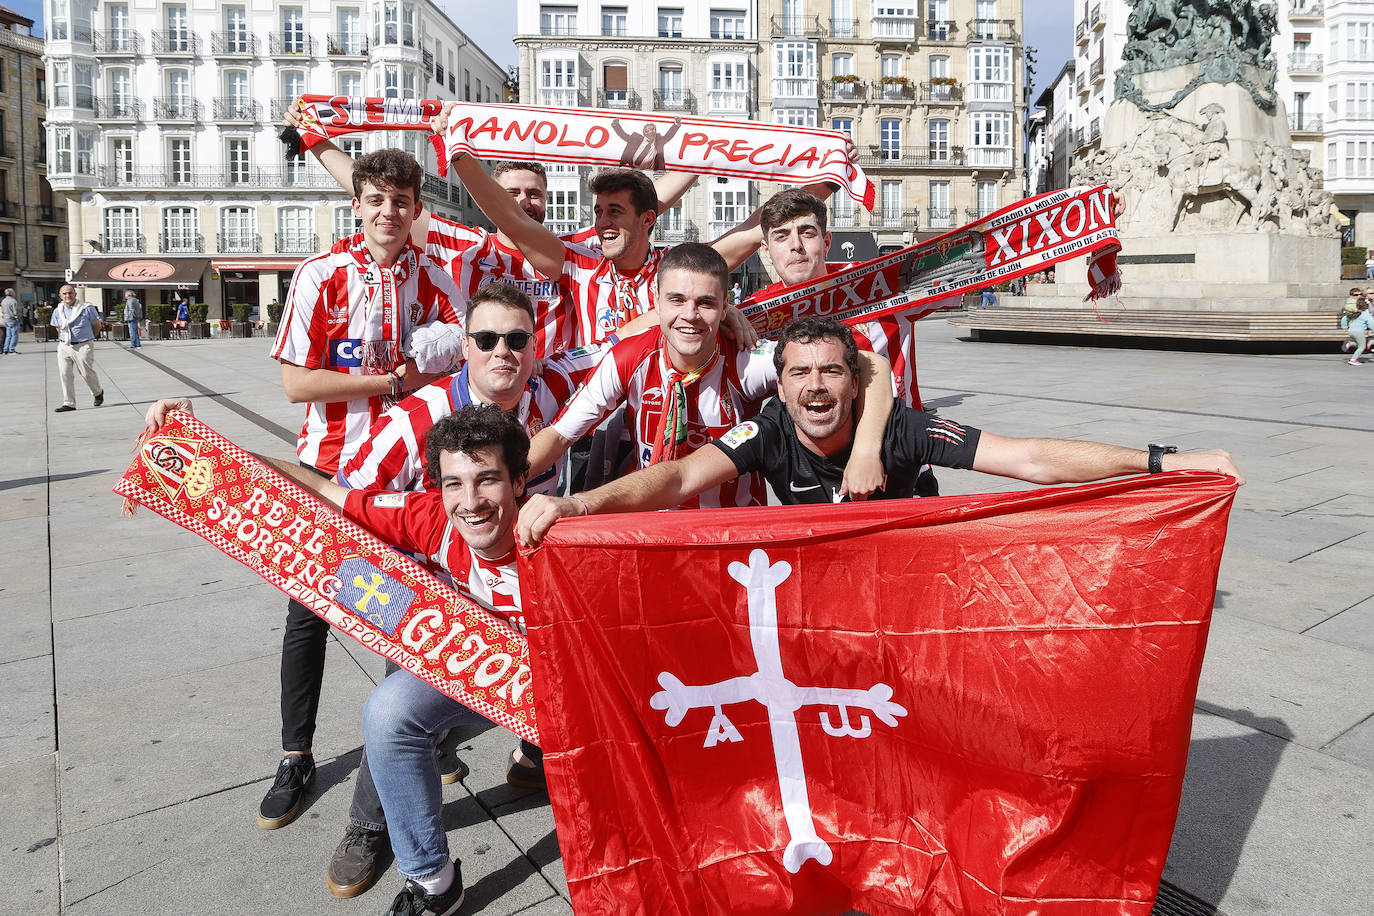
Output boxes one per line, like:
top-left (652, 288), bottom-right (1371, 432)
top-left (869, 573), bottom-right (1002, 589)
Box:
top-left (521, 472), bottom-right (1237, 915)
top-left (113, 411), bottom-right (538, 745)
top-left (741, 184), bottom-right (1123, 340)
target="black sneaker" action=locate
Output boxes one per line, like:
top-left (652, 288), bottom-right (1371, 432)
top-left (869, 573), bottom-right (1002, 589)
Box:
top-left (384, 863), bottom-right (464, 916)
top-left (256, 753), bottom-right (315, 829)
top-left (94, 390), bottom-right (104, 407)
top-left (328, 823), bottom-right (387, 898)
top-left (505, 747), bottom-right (546, 790)
top-left (54, 405), bottom-right (75, 413)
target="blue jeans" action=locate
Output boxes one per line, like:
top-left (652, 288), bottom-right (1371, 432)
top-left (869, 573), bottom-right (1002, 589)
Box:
top-left (3, 320), bottom-right (18, 352)
top-left (127, 321), bottom-right (141, 347)
top-left (363, 670), bottom-right (486, 880)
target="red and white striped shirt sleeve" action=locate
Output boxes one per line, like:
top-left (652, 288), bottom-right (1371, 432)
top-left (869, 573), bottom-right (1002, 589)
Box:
top-left (549, 333), bottom-right (654, 442)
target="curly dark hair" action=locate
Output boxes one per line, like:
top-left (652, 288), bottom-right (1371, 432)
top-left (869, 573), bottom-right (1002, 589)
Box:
top-left (424, 404), bottom-right (530, 486)
top-left (773, 315), bottom-right (859, 380)
top-left (351, 148), bottom-right (423, 200)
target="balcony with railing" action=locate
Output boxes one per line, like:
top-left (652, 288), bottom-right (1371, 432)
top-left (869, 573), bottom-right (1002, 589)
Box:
top-left (921, 81), bottom-right (962, 103)
top-left (925, 19), bottom-right (957, 41)
top-left (159, 232), bottom-right (203, 254)
top-left (707, 90), bottom-right (749, 114)
top-left (1290, 113), bottom-right (1324, 133)
top-left (829, 18), bottom-right (859, 39)
top-left (211, 30), bottom-right (258, 55)
top-left (102, 231), bottom-right (144, 253)
top-left (213, 98), bottom-right (261, 121)
top-left (94, 98), bottom-right (143, 120)
top-left (422, 48), bottom-right (434, 78)
top-left (217, 232), bottom-right (261, 253)
top-left (597, 89), bottom-right (642, 110)
top-left (1076, 20), bottom-right (1088, 44)
top-left (1089, 117), bottom-right (1101, 141)
top-left (773, 78), bottom-right (818, 100)
top-left (967, 19), bottom-right (1018, 42)
top-left (153, 97), bottom-right (202, 121)
top-left (270, 97), bottom-right (297, 119)
top-left (99, 166), bottom-right (338, 189)
top-left (539, 88), bottom-right (587, 108)
top-left (927, 207), bottom-right (957, 230)
top-left (823, 80), bottom-right (868, 102)
top-left (967, 147), bottom-right (1013, 168)
top-left (770, 14), bottom-right (824, 37)
top-left (1091, 4), bottom-right (1104, 29)
top-left (94, 29), bottom-right (142, 54)
top-left (269, 33), bottom-right (315, 57)
top-left (653, 89), bottom-right (697, 113)
top-left (1289, 0), bottom-right (1324, 18)
top-left (874, 208), bottom-right (919, 229)
top-left (858, 147), bottom-right (966, 169)
top-left (873, 16), bottom-right (918, 40)
top-left (873, 79), bottom-right (915, 102)
top-left (655, 221), bottom-right (700, 243)
top-left (151, 30), bottom-right (199, 55)
top-left (327, 33), bottom-right (368, 55)
top-left (276, 232), bottom-right (319, 253)
top-left (968, 81), bottom-right (1012, 103)
top-left (1076, 71), bottom-right (1088, 95)
top-left (1288, 52), bottom-right (1324, 73)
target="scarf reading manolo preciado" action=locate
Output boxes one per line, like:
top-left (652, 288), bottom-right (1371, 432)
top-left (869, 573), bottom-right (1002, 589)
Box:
top-left (284, 95), bottom-right (877, 209)
top-left (115, 412), bottom-right (539, 744)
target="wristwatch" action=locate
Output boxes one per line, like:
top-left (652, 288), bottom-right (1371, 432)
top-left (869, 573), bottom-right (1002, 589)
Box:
top-left (1147, 443), bottom-right (1178, 474)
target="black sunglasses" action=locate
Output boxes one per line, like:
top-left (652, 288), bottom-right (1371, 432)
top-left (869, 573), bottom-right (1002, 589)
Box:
top-left (467, 330), bottom-right (533, 352)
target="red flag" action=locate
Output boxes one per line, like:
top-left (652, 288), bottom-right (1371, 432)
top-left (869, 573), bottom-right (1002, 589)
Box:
top-left (521, 472), bottom-right (1237, 915)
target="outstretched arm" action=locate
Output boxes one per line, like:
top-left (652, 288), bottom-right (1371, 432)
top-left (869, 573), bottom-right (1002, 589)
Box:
top-left (971, 434), bottom-right (1244, 485)
top-left (452, 153), bottom-right (567, 279)
top-left (258, 456), bottom-right (349, 510)
top-left (518, 445), bottom-right (738, 546)
top-left (527, 425), bottom-right (578, 482)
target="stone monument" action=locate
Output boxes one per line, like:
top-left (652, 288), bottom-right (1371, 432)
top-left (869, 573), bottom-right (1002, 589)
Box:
top-left (1017, 0), bottom-right (1344, 327)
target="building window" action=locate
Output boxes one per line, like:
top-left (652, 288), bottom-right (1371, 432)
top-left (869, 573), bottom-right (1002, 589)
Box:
top-left (659, 64), bottom-right (685, 105)
top-left (337, 7), bottom-right (364, 53)
top-left (53, 128), bottom-right (72, 173)
top-left (830, 188), bottom-right (855, 227)
top-left (464, 69), bottom-right (471, 101)
top-left (227, 138), bottom-right (250, 183)
top-left (602, 7), bottom-right (627, 36)
top-left (76, 130), bottom-right (96, 175)
top-left (711, 188), bottom-right (749, 230)
top-left (831, 118), bottom-right (853, 138)
top-left (929, 180), bottom-right (951, 228)
top-left (773, 108), bottom-right (817, 127)
top-left (774, 41), bottom-right (817, 98)
top-left (166, 68), bottom-right (192, 117)
top-left (341, 138), bottom-right (364, 158)
top-left (0, 232), bottom-right (11, 261)
top-left (339, 70), bottom-right (363, 97)
top-left (374, 0), bottom-right (416, 46)
top-left (710, 60), bottom-right (747, 112)
top-left (169, 138), bottom-right (192, 183)
top-left (334, 206), bottom-right (361, 242)
top-left (603, 62), bottom-right (629, 104)
top-left (711, 8), bottom-right (746, 39)
top-left (166, 4), bottom-right (189, 51)
top-left (540, 56), bottom-right (578, 106)
top-left (540, 5), bottom-right (577, 36)
top-left (44, 235), bottom-right (58, 262)
top-left (658, 7), bottom-right (684, 38)
top-left (830, 0), bottom-right (855, 38)
top-left (281, 7), bottom-right (306, 54)
top-left (977, 180), bottom-right (998, 216)
top-left (224, 6), bottom-right (249, 52)
top-left (221, 206), bottom-right (256, 252)
top-left (162, 207), bottom-right (199, 253)
top-left (880, 181), bottom-right (902, 225)
top-left (881, 119), bottom-right (902, 160)
top-left (928, 119), bottom-right (950, 160)
top-left (278, 207), bottom-right (314, 251)
top-left (104, 207), bottom-right (141, 252)
top-left (546, 188), bottom-right (581, 234)
top-left (110, 137), bottom-right (133, 181)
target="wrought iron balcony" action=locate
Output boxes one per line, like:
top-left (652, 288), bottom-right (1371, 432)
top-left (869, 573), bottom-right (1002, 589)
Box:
top-left (151, 30), bottom-right (200, 55)
top-left (655, 221), bottom-right (700, 243)
top-left (1076, 72), bottom-right (1088, 94)
top-left (539, 23), bottom-right (579, 36)
top-left (211, 31), bottom-right (259, 55)
top-left (327, 33), bottom-right (368, 55)
top-left (102, 232), bottom-right (144, 253)
top-left (94, 98), bottom-right (143, 120)
top-left (925, 19), bottom-right (957, 41)
top-left (597, 89), bottom-right (643, 110)
top-left (213, 98), bottom-right (261, 121)
top-left (967, 19), bottom-right (1019, 42)
top-left (1091, 4), bottom-right (1104, 28)
top-left (1076, 21), bottom-right (1088, 44)
top-left (1091, 57), bottom-right (1105, 81)
top-left (1288, 53), bottom-right (1324, 73)
top-left (268, 33), bottom-right (315, 57)
top-left (829, 18), bottom-right (859, 39)
top-left (652, 89), bottom-right (697, 113)
top-left (159, 232), bottom-right (204, 254)
top-left (927, 208), bottom-right (957, 230)
top-left (858, 147), bottom-right (966, 169)
top-left (1290, 113), bottom-right (1324, 132)
top-left (218, 232), bottom-right (261, 253)
top-left (276, 233), bottom-right (319, 253)
top-left (153, 97), bottom-right (201, 120)
top-left (921, 81), bottom-right (963, 103)
top-left (873, 80), bottom-right (916, 101)
top-left (94, 29), bottom-right (142, 53)
top-left (98, 166), bottom-right (338, 189)
top-left (874, 209), bottom-right (920, 230)
top-left (770, 14), bottom-right (824, 38)
top-left (823, 80), bottom-right (868, 101)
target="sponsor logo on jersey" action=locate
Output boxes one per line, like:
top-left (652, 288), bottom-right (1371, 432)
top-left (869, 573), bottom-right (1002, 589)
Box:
top-left (720, 421), bottom-right (759, 450)
top-left (330, 338), bottom-right (365, 367)
top-left (369, 492), bottom-right (408, 509)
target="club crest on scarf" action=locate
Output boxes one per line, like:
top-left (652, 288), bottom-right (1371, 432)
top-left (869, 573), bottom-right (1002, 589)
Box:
top-left (335, 557), bottom-right (416, 635)
top-left (649, 549), bottom-right (907, 874)
top-left (141, 435), bottom-right (215, 503)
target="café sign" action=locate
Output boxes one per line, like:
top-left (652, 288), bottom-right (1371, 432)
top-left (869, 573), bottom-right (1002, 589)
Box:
top-left (108, 260), bottom-right (176, 282)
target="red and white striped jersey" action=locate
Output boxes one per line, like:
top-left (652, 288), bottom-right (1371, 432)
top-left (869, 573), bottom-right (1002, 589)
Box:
top-left (560, 238), bottom-right (665, 348)
top-left (337, 342), bottom-right (607, 497)
top-left (341, 489), bottom-right (524, 633)
top-left (272, 234), bottom-right (463, 475)
top-left (425, 216), bottom-right (590, 358)
top-left (551, 329), bottom-right (776, 508)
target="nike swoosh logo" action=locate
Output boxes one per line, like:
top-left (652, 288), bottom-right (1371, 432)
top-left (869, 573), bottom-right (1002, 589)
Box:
top-left (789, 482), bottom-right (821, 492)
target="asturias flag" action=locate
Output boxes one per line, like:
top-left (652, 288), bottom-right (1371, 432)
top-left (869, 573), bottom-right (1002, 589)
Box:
top-left (521, 471), bottom-right (1237, 915)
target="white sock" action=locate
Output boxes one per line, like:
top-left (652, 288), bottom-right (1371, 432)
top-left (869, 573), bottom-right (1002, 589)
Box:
top-left (413, 860), bottom-right (454, 896)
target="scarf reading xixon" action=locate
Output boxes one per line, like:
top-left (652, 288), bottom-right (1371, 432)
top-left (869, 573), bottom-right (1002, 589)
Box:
top-left (741, 184), bottom-right (1123, 338)
top-left (284, 95), bottom-right (876, 209)
top-left (114, 412), bottom-right (538, 745)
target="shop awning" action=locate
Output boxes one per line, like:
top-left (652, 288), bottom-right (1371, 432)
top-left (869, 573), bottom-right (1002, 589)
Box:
top-left (1332, 205), bottom-right (1351, 227)
top-left (210, 256), bottom-right (309, 272)
top-left (71, 256), bottom-right (209, 288)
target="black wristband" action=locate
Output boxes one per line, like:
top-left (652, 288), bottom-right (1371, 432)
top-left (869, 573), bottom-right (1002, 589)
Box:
top-left (1147, 443), bottom-right (1178, 474)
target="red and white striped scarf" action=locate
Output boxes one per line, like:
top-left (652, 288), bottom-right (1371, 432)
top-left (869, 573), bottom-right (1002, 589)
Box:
top-left (345, 236), bottom-right (417, 375)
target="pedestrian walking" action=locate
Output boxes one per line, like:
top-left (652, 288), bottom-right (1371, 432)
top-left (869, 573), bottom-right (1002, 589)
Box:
top-left (1, 288), bottom-right (21, 354)
top-left (51, 284), bottom-right (105, 411)
top-left (1345, 296), bottom-right (1374, 365)
top-left (123, 290), bottom-right (144, 348)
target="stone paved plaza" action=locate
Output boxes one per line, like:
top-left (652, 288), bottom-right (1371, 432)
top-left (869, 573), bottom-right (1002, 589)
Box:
top-left (0, 322), bottom-right (1370, 915)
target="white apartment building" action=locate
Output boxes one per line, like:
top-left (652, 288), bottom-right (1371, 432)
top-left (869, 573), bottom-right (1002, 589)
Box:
top-left (1067, 0), bottom-right (1127, 153)
top-left (44, 0), bottom-right (509, 317)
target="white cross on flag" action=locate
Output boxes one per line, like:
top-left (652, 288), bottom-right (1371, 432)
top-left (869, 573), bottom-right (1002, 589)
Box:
top-left (521, 472), bottom-right (1237, 915)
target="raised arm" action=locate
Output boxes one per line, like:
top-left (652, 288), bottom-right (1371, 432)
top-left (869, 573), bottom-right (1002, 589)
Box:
top-left (841, 351), bottom-right (893, 499)
top-left (517, 445), bottom-right (739, 546)
top-left (653, 171), bottom-right (698, 212)
top-left (971, 434), bottom-right (1244, 485)
top-left (451, 153), bottom-right (567, 279)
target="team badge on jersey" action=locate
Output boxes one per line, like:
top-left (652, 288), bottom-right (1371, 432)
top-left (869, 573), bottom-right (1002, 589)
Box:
top-left (368, 492), bottom-right (408, 509)
top-left (719, 421), bottom-right (759, 450)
